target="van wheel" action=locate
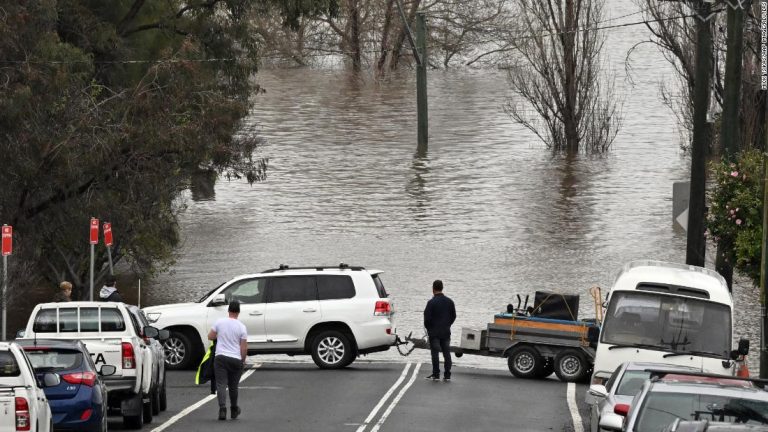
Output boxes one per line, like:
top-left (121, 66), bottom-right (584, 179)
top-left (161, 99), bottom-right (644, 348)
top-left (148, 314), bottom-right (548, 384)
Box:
top-left (310, 330), bottom-right (353, 369)
top-left (163, 331), bottom-right (195, 370)
top-left (507, 346), bottom-right (543, 379)
top-left (554, 349), bottom-right (588, 382)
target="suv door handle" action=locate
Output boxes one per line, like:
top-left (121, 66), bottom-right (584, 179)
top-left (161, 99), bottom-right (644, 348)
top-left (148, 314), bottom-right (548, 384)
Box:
top-left (249, 311), bottom-right (263, 316)
top-left (302, 308), bottom-right (317, 313)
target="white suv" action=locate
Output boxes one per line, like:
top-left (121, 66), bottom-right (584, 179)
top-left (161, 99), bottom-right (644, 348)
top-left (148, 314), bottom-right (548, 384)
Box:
top-left (144, 264), bottom-right (395, 370)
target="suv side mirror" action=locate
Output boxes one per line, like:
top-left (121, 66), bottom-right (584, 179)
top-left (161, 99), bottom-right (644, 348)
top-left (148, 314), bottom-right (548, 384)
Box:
top-left (588, 384), bottom-right (608, 399)
top-left (210, 294), bottom-right (227, 307)
top-left (41, 372), bottom-right (60, 388)
top-left (143, 326), bottom-right (159, 339)
top-left (738, 338), bottom-right (749, 355)
top-left (99, 365), bottom-right (117, 377)
top-left (158, 329), bottom-right (170, 341)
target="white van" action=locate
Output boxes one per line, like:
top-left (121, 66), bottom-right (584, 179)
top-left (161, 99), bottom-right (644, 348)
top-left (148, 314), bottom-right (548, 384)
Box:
top-left (590, 261), bottom-right (745, 389)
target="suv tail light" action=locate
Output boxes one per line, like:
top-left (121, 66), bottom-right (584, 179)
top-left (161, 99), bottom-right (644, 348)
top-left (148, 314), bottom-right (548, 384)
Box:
top-left (122, 342), bottom-right (135, 369)
top-left (15, 397), bottom-right (30, 431)
top-left (62, 371), bottom-right (97, 387)
top-left (374, 301), bottom-right (391, 316)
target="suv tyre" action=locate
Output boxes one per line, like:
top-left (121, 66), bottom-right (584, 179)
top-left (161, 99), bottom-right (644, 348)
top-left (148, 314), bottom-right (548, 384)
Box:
top-left (163, 331), bottom-right (194, 370)
top-left (310, 330), bottom-right (354, 369)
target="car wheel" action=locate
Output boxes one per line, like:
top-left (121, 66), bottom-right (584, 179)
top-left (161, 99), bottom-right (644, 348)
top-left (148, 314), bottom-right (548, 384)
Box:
top-left (310, 330), bottom-right (353, 369)
top-left (554, 349), bottom-right (589, 382)
top-left (159, 371), bottom-right (168, 411)
top-left (164, 331), bottom-right (195, 370)
top-left (507, 345), bottom-right (543, 379)
top-left (151, 385), bottom-right (160, 416)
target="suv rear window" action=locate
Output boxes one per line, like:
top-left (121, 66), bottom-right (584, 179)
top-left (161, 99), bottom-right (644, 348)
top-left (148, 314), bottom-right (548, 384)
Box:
top-left (372, 274), bottom-right (388, 298)
top-left (32, 307), bottom-right (126, 332)
top-left (317, 275), bottom-right (355, 300)
top-left (0, 352), bottom-right (20, 377)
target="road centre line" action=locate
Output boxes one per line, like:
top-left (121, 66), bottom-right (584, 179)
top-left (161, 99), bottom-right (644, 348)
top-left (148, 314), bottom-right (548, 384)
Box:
top-left (151, 364), bottom-right (259, 432)
top-left (566, 382), bottom-right (584, 432)
top-left (355, 362), bottom-right (413, 432)
top-left (369, 363), bottom-right (422, 432)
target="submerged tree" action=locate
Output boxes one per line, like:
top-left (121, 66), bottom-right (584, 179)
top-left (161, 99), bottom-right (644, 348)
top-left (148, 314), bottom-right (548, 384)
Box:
top-left (504, 0), bottom-right (621, 153)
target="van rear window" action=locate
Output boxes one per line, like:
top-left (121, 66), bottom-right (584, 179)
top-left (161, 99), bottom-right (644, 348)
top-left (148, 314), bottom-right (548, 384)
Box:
top-left (32, 307), bottom-right (125, 332)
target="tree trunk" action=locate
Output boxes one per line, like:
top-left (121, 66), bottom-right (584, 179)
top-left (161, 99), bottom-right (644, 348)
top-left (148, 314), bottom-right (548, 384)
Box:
top-left (563, 0), bottom-right (579, 152)
top-left (389, 0), bottom-right (421, 70)
top-left (348, 0), bottom-right (362, 71)
top-left (377, 0), bottom-right (395, 74)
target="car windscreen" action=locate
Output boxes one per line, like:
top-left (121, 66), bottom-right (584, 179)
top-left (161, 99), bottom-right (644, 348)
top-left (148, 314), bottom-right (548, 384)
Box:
top-left (24, 348), bottom-right (82, 372)
top-left (635, 391), bottom-right (768, 431)
top-left (601, 291), bottom-right (731, 357)
top-left (197, 281), bottom-right (226, 303)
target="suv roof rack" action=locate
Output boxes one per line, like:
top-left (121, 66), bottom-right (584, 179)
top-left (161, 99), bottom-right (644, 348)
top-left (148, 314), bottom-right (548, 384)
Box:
top-left (261, 263), bottom-right (366, 273)
top-left (645, 369), bottom-right (768, 389)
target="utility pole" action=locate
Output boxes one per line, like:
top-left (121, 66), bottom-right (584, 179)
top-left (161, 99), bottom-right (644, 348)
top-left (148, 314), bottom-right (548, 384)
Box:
top-left (761, 150), bottom-right (768, 378)
top-left (416, 12), bottom-right (428, 151)
top-left (716, 0), bottom-right (749, 290)
top-left (686, 0), bottom-right (715, 267)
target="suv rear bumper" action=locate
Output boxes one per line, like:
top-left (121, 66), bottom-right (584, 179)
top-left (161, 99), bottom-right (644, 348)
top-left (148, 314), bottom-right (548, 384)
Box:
top-left (355, 318), bottom-right (396, 350)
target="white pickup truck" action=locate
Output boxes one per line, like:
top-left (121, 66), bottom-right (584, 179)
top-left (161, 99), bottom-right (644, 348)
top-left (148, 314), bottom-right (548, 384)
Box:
top-left (0, 342), bottom-right (58, 432)
top-left (19, 302), bottom-right (167, 429)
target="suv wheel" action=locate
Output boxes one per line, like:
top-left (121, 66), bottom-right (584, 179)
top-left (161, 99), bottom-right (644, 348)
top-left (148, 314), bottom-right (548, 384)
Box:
top-left (310, 330), bottom-right (353, 369)
top-left (163, 331), bottom-right (194, 370)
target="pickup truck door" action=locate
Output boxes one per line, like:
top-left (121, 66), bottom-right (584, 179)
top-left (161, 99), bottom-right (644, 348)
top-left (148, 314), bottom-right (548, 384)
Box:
top-left (208, 278), bottom-right (267, 349)
top-left (264, 276), bottom-right (321, 349)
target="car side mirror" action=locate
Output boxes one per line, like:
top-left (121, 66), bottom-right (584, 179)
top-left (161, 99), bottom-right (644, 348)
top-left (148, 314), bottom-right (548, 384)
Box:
top-left (738, 338), bottom-right (749, 356)
top-left (158, 329), bottom-right (170, 341)
top-left (15, 330), bottom-right (24, 339)
top-left (41, 372), bottom-right (60, 388)
top-left (588, 384), bottom-right (608, 399)
top-left (99, 365), bottom-right (117, 377)
top-left (210, 294), bottom-right (227, 307)
top-left (143, 326), bottom-right (159, 339)
top-left (599, 413), bottom-right (624, 431)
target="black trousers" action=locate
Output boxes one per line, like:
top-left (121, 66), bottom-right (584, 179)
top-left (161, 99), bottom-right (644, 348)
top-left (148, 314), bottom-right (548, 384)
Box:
top-left (429, 336), bottom-right (451, 378)
top-left (214, 355), bottom-right (243, 408)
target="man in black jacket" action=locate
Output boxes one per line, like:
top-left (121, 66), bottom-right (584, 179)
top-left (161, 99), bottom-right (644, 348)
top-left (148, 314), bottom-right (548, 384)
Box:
top-left (424, 279), bottom-right (456, 381)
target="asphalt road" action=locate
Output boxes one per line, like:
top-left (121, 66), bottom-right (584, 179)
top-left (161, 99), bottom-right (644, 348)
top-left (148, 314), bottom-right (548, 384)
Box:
top-left (108, 360), bottom-right (590, 432)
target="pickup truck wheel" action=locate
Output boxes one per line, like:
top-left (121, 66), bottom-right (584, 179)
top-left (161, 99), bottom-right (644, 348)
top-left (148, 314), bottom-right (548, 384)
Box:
top-left (159, 371), bottom-right (168, 411)
top-left (142, 397), bottom-right (153, 424)
top-left (507, 346), bottom-right (543, 379)
top-left (310, 330), bottom-right (353, 369)
top-left (554, 349), bottom-right (588, 382)
top-left (164, 331), bottom-right (194, 370)
top-left (151, 385), bottom-right (160, 415)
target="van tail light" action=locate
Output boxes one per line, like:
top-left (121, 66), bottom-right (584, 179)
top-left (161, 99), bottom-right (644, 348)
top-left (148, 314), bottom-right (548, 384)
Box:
top-left (15, 397), bottom-right (30, 431)
top-left (614, 403), bottom-right (630, 417)
top-left (122, 342), bottom-right (135, 369)
top-left (62, 371), bottom-right (97, 387)
top-left (374, 301), bottom-right (391, 316)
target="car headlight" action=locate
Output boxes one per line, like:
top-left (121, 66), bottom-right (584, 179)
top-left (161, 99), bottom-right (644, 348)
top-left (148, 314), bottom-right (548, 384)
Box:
top-left (146, 312), bottom-right (162, 323)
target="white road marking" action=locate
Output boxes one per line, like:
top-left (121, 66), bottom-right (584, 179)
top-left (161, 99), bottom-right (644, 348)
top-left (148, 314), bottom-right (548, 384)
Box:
top-left (369, 363), bottom-right (422, 432)
top-left (355, 362), bottom-right (413, 432)
top-left (151, 365), bottom-right (259, 432)
top-left (567, 382), bottom-right (584, 432)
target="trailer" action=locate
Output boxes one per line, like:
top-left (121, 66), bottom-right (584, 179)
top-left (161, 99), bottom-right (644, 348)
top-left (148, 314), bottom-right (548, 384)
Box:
top-left (401, 290), bottom-right (601, 383)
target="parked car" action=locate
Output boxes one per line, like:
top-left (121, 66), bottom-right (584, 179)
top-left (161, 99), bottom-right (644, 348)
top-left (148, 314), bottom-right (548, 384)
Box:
top-left (144, 264), bottom-right (396, 370)
top-left (600, 371), bottom-right (768, 431)
top-left (664, 420), bottom-right (768, 432)
top-left (0, 342), bottom-right (57, 432)
top-left (588, 362), bottom-right (699, 432)
top-left (17, 339), bottom-right (115, 432)
top-left (19, 302), bottom-right (167, 429)
top-left (125, 305), bottom-right (168, 415)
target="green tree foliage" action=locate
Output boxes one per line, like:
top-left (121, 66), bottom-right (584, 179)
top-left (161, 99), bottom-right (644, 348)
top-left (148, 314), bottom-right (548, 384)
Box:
top-left (0, 0), bottom-right (335, 297)
top-left (707, 150), bottom-right (764, 285)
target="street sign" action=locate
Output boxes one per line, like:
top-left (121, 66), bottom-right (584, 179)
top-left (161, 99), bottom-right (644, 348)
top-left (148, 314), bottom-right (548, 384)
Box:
top-left (103, 223), bottom-right (113, 247)
top-left (90, 218), bottom-right (99, 245)
top-left (1, 226), bottom-right (11, 256)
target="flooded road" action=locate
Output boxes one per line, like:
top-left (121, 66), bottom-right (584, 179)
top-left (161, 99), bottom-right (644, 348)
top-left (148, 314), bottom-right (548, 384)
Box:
top-left (143, 0), bottom-right (761, 370)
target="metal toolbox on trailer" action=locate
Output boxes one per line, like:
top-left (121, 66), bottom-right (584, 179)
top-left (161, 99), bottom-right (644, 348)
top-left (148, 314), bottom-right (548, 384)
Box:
top-left (460, 328), bottom-right (486, 351)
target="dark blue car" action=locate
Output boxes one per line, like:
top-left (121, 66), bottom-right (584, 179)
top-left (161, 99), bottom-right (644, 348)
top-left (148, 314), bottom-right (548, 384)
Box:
top-left (17, 339), bottom-right (113, 432)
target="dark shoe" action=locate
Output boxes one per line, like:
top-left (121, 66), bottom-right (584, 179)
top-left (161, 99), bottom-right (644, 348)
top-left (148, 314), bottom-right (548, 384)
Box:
top-left (443, 376), bottom-right (451, 382)
top-left (425, 374), bottom-right (439, 380)
top-left (231, 406), bottom-right (241, 419)
top-left (218, 407), bottom-right (226, 420)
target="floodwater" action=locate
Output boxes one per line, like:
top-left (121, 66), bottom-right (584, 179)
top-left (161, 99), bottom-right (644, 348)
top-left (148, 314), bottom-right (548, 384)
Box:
top-left (142, 0), bottom-right (761, 370)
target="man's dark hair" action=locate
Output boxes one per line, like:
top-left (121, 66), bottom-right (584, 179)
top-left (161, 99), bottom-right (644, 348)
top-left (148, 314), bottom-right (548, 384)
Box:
top-left (228, 300), bottom-right (241, 313)
top-left (432, 280), bottom-right (443, 292)
top-left (105, 276), bottom-right (117, 287)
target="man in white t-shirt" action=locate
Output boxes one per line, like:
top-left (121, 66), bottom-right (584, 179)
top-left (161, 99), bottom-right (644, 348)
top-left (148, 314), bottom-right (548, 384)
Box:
top-left (208, 300), bottom-right (248, 420)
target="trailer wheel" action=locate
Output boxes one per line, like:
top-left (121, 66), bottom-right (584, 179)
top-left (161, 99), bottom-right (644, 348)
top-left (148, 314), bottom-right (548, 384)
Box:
top-left (554, 349), bottom-right (588, 382)
top-left (507, 346), bottom-right (543, 379)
